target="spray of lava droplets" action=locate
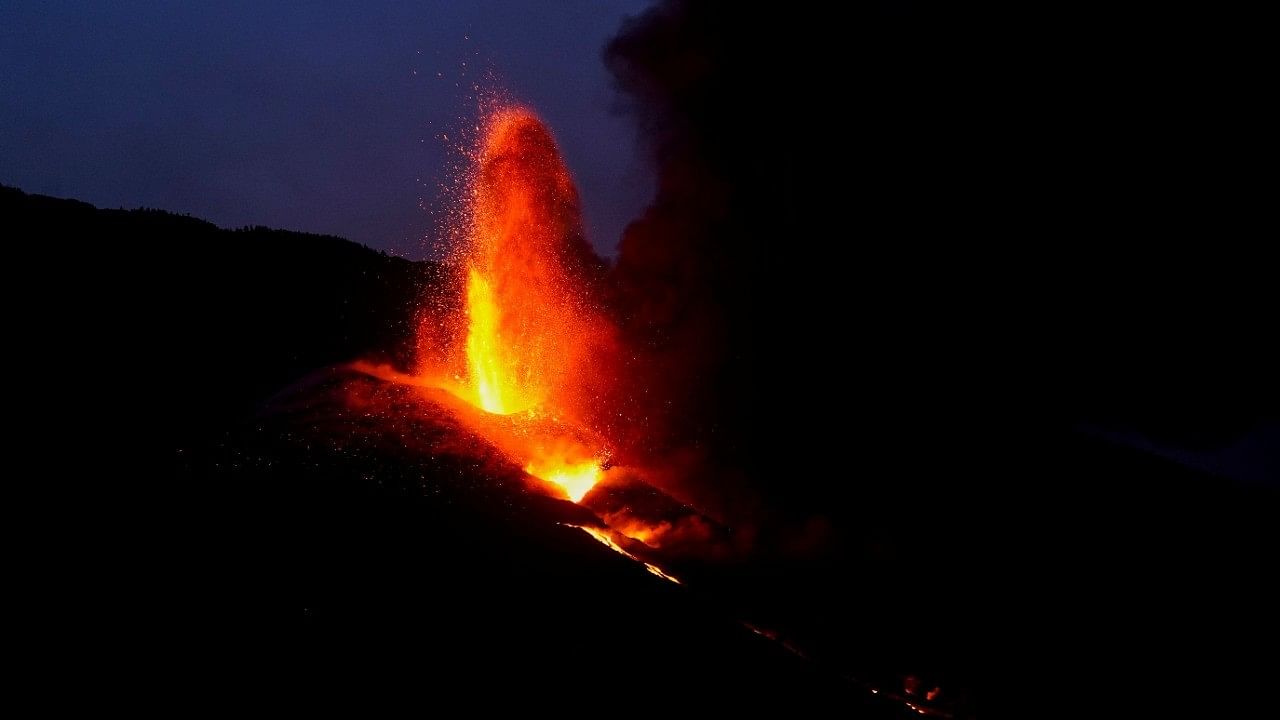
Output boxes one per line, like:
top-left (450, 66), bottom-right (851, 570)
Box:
top-left (421, 105), bottom-right (612, 502)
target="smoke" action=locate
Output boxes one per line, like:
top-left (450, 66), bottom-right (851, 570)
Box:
top-left (590, 4), bottom-right (1270, 705)
top-left (601, 2), bottom-right (1274, 565)
top-left (599, 1), bottom-right (985, 537)
top-left (601, 511), bottom-right (714, 550)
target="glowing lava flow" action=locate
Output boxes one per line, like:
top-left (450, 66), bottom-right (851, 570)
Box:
top-left (572, 525), bottom-right (681, 584)
top-left (422, 105), bottom-right (609, 502)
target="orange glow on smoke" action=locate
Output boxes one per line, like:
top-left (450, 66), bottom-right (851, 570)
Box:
top-left (423, 105), bottom-right (610, 502)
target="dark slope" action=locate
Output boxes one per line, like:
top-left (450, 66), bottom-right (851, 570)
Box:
top-left (3, 184), bottom-right (436, 451)
top-left (209, 366), bottom-right (910, 714)
top-left (8, 185), bottom-right (908, 711)
top-left (17, 183), bottom-right (1270, 714)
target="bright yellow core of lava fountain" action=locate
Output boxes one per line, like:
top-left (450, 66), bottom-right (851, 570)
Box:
top-left (435, 106), bottom-right (607, 502)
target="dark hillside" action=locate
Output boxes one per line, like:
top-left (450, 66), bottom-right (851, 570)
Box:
top-left (3, 184), bottom-right (436, 451)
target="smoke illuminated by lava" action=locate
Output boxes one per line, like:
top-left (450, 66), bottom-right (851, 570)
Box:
top-left (571, 524), bottom-right (680, 584)
top-left (420, 105), bottom-right (613, 502)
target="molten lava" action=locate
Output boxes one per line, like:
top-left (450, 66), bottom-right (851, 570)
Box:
top-left (422, 105), bottom-right (610, 502)
top-left (463, 268), bottom-right (515, 414)
top-left (573, 525), bottom-right (681, 584)
top-left (524, 459), bottom-right (600, 503)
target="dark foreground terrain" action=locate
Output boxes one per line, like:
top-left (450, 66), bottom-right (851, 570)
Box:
top-left (8, 186), bottom-right (929, 712)
top-left (198, 365), bottom-right (920, 714)
top-left (15, 186), bottom-right (1275, 715)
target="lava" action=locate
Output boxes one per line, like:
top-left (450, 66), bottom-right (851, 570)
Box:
top-left (463, 267), bottom-right (512, 414)
top-left (573, 525), bottom-right (681, 584)
top-left (420, 105), bottom-right (611, 502)
top-left (524, 458), bottom-right (600, 503)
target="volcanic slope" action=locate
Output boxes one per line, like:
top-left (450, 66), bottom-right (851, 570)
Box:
top-left (206, 365), bottom-right (908, 713)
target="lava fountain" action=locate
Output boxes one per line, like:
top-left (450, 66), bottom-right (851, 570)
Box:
top-left (421, 106), bottom-right (613, 502)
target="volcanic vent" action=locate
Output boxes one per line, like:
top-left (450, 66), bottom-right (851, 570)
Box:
top-left (412, 105), bottom-right (617, 503)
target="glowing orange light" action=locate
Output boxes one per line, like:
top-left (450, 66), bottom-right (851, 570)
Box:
top-left (524, 459), bottom-right (601, 502)
top-left (421, 105), bottom-right (609, 502)
top-left (574, 525), bottom-right (680, 584)
top-left (464, 268), bottom-right (529, 414)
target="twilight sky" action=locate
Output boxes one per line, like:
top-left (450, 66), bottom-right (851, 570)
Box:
top-left (0, 1), bottom-right (654, 258)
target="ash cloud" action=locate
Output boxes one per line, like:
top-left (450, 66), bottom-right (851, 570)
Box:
top-left (599, 1), bottom-right (987, 538)
top-left (600, 0), bottom-right (1274, 545)
top-left (592, 12), bottom-right (1272, 700)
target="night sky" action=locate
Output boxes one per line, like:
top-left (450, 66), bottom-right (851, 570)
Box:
top-left (0, 1), bottom-right (654, 258)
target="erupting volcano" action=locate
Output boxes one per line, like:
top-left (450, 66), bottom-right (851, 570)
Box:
top-left (420, 106), bottom-right (614, 503)
top-left (327, 98), bottom-right (966, 717)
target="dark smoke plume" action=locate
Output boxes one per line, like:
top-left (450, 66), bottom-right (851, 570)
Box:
top-left (597, 3), bottom-right (1272, 706)
top-left (602, 1), bottom-right (1274, 528)
top-left (601, 1), bottom-right (991, 530)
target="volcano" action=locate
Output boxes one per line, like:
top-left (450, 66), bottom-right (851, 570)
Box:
top-left (142, 103), bottom-right (937, 711)
top-left (267, 103), bottom-right (950, 714)
top-left (415, 106), bottom-right (619, 506)
top-left (211, 362), bottom-right (902, 713)
top-left (5, 117), bottom-right (965, 713)
top-left (20, 2), bottom-right (1280, 715)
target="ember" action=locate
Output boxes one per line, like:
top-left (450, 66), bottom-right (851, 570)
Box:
top-left (420, 105), bottom-right (612, 503)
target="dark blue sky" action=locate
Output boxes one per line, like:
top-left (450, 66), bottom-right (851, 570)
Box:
top-left (0, 1), bottom-right (654, 258)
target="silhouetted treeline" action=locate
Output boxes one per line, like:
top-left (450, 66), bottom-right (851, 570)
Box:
top-left (2, 184), bottom-right (435, 453)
